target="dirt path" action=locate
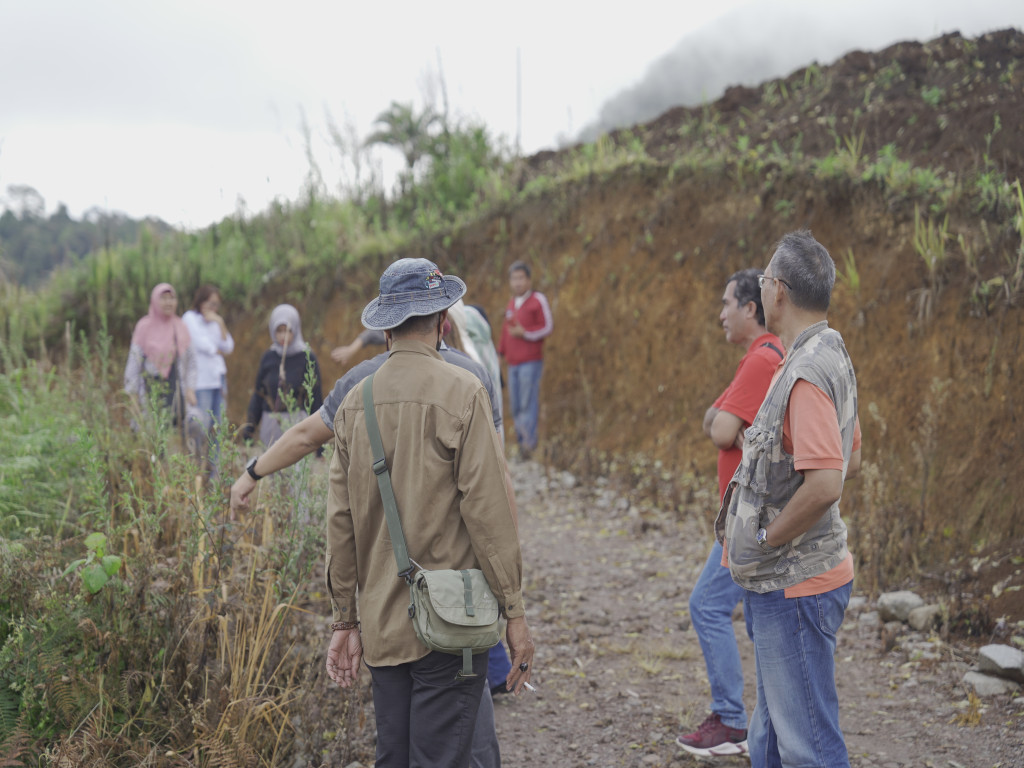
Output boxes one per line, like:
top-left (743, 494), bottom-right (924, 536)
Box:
top-left (491, 460), bottom-right (1024, 768)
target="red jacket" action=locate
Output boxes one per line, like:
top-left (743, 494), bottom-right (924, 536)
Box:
top-left (498, 291), bottom-right (553, 365)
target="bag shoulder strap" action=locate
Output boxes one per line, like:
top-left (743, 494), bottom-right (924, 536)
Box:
top-left (361, 374), bottom-right (415, 581)
top-left (761, 341), bottom-right (784, 360)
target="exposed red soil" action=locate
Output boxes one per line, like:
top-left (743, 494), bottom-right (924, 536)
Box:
top-left (212, 28), bottom-right (1024, 767)
top-left (224, 30), bottom-right (1024, 628)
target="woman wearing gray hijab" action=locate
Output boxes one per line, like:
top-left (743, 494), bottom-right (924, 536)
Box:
top-left (242, 304), bottom-right (323, 447)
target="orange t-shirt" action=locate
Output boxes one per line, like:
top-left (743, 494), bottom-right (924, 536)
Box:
top-left (782, 380), bottom-right (860, 598)
top-left (722, 374), bottom-right (861, 598)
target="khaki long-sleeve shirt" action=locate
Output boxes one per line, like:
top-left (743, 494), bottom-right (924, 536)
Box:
top-left (326, 339), bottom-right (525, 667)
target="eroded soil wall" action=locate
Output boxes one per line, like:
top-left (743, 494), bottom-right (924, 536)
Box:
top-left (225, 167), bottom-right (1023, 591)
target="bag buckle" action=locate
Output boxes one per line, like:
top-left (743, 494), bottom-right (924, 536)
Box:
top-left (399, 565), bottom-right (417, 584)
top-left (455, 647), bottom-right (477, 680)
top-left (372, 456), bottom-right (388, 476)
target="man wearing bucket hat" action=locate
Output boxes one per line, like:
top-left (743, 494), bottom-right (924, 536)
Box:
top-left (231, 272), bottom-right (516, 766)
top-left (323, 258), bottom-right (534, 767)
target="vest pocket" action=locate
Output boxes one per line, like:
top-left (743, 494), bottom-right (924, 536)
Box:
top-left (742, 426), bottom-right (773, 495)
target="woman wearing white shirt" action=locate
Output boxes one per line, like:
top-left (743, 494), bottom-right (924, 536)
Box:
top-left (183, 284), bottom-right (234, 474)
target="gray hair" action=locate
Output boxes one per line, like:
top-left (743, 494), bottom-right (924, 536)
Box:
top-left (727, 268), bottom-right (766, 327)
top-left (771, 230), bottom-right (835, 312)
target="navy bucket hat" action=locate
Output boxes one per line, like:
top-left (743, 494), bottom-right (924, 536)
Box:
top-left (361, 258), bottom-right (467, 331)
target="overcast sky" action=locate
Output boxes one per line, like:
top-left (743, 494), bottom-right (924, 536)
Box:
top-left (1, 0), bottom-right (1021, 229)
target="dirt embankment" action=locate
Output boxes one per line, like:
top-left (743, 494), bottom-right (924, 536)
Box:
top-left (223, 30), bottom-right (1024, 623)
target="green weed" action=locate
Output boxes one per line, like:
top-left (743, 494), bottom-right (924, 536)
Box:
top-left (773, 199), bottom-right (796, 219)
top-left (876, 61), bottom-right (904, 90)
top-left (974, 170), bottom-right (1014, 216)
top-left (61, 532), bottom-right (122, 594)
top-left (921, 85), bottom-right (945, 107)
top-left (838, 248), bottom-right (861, 296)
top-left (912, 205), bottom-right (950, 322)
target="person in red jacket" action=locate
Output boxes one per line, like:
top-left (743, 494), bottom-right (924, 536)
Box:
top-left (676, 268), bottom-right (783, 758)
top-left (498, 261), bottom-right (553, 459)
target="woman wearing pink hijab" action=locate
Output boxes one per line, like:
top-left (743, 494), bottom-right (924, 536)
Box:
top-left (124, 283), bottom-right (205, 462)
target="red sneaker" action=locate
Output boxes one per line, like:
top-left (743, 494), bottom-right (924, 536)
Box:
top-left (675, 713), bottom-right (749, 757)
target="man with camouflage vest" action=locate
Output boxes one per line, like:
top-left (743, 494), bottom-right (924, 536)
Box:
top-left (715, 230), bottom-right (862, 768)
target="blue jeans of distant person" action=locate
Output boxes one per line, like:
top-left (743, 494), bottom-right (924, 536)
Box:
top-left (195, 376), bottom-right (226, 473)
top-left (507, 359), bottom-right (543, 452)
top-left (689, 540), bottom-right (748, 731)
top-left (487, 641), bottom-right (513, 692)
top-left (743, 581), bottom-right (853, 768)
top-left (194, 383), bottom-right (224, 428)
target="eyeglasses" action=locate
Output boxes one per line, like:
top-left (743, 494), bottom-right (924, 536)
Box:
top-left (758, 274), bottom-right (791, 290)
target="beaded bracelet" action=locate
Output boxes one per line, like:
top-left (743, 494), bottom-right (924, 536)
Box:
top-left (331, 620), bottom-right (360, 631)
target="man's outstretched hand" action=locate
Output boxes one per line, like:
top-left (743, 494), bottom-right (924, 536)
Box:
top-left (326, 628), bottom-right (363, 688)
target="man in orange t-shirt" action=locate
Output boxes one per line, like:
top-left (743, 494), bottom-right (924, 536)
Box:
top-left (716, 231), bottom-right (861, 768)
top-left (676, 268), bottom-right (782, 758)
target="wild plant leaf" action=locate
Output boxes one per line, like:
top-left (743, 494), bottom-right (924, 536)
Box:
top-left (80, 563), bottom-right (109, 593)
top-left (61, 557), bottom-right (86, 578)
top-left (101, 554), bottom-right (121, 578)
top-left (84, 532), bottom-right (107, 553)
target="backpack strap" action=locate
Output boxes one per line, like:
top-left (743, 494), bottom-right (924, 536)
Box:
top-left (761, 341), bottom-right (784, 360)
top-left (361, 374), bottom-right (478, 680)
top-left (361, 374), bottom-right (415, 582)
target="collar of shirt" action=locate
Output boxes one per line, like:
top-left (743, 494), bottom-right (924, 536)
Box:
top-left (386, 337), bottom-right (445, 359)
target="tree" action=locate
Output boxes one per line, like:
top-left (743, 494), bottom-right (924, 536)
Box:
top-left (365, 101), bottom-right (441, 187)
top-left (4, 185), bottom-right (45, 219)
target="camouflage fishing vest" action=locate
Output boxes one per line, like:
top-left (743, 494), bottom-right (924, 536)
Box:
top-left (714, 321), bottom-right (858, 593)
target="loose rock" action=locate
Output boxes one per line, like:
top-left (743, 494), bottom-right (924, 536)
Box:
top-left (978, 643), bottom-right (1024, 683)
top-left (877, 590), bottom-right (924, 622)
top-left (962, 670), bottom-right (1022, 697)
top-left (907, 603), bottom-right (942, 632)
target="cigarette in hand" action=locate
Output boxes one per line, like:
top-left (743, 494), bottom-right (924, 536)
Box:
top-left (523, 681), bottom-right (537, 692)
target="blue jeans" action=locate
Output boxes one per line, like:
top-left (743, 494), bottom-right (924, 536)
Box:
top-left (194, 384), bottom-right (224, 428)
top-left (689, 540), bottom-right (748, 730)
top-left (487, 641), bottom-right (512, 690)
top-left (195, 377), bottom-right (225, 471)
top-left (743, 581), bottom-right (852, 768)
top-left (507, 359), bottom-right (543, 451)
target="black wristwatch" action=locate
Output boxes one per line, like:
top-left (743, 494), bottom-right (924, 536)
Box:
top-left (246, 456), bottom-right (264, 481)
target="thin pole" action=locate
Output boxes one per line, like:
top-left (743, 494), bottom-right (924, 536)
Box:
top-left (516, 47), bottom-right (522, 156)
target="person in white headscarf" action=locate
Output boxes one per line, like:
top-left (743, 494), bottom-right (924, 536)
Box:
top-left (241, 304), bottom-right (323, 447)
top-left (448, 300), bottom-right (503, 432)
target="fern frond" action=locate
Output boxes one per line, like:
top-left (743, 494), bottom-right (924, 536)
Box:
top-left (195, 732), bottom-right (243, 768)
top-left (119, 668), bottom-right (147, 710)
top-left (50, 675), bottom-right (81, 723)
top-left (0, 685), bottom-right (20, 736)
top-left (0, 721), bottom-right (31, 768)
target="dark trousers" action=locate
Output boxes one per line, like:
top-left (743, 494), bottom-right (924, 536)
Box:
top-left (368, 650), bottom-right (488, 768)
